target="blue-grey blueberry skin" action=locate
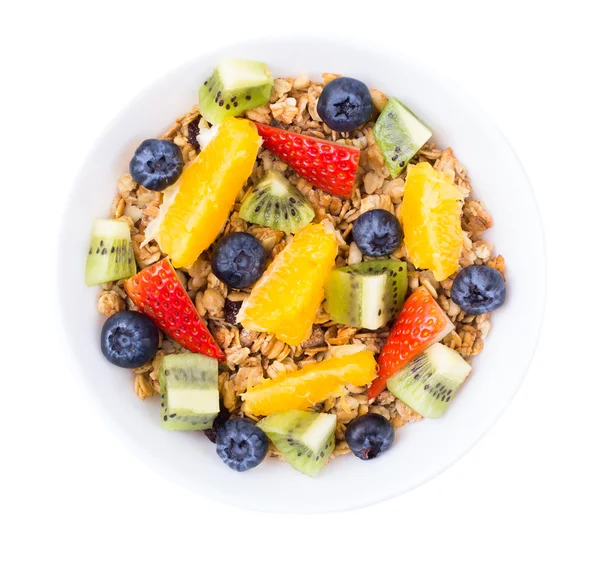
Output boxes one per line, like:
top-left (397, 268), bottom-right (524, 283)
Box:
top-left (352, 209), bottom-right (402, 257)
top-left (129, 139), bottom-right (183, 191)
top-left (101, 311), bottom-right (159, 368)
top-left (450, 265), bottom-right (506, 315)
top-left (345, 413), bottom-right (395, 460)
top-left (211, 232), bottom-right (266, 289)
top-left (216, 418), bottom-right (268, 472)
top-left (317, 77), bottom-right (374, 132)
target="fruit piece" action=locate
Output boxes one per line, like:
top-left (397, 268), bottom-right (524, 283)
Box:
top-left (223, 299), bottom-right (242, 326)
top-left (198, 59), bottom-right (274, 124)
top-left (100, 311), bottom-right (159, 368)
top-left (316, 77), bottom-right (373, 132)
top-left (345, 413), bottom-right (395, 460)
top-left (186, 116), bottom-right (201, 150)
top-left (216, 418), bottom-right (269, 472)
top-left (159, 353), bottom-right (219, 430)
top-left (401, 162), bottom-right (464, 281)
top-left (352, 209), bottom-right (402, 257)
top-left (203, 403), bottom-right (230, 443)
top-left (211, 232), bottom-right (266, 289)
top-left (257, 411), bottom-right (336, 476)
top-left (239, 170), bottom-right (315, 233)
top-left (125, 258), bottom-right (224, 360)
top-left (373, 97), bottom-right (432, 178)
top-left (157, 117), bottom-right (261, 268)
top-left (85, 219), bottom-right (136, 286)
top-left (242, 350), bottom-right (377, 416)
top-left (325, 259), bottom-right (407, 329)
top-left (387, 343), bottom-right (471, 419)
top-left (369, 287), bottom-right (453, 399)
top-left (254, 122), bottom-right (360, 199)
top-left (451, 265), bottom-right (506, 314)
top-left (237, 222), bottom-right (337, 345)
top-left (129, 139), bottom-right (184, 191)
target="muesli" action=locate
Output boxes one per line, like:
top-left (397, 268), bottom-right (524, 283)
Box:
top-left (87, 59), bottom-right (506, 475)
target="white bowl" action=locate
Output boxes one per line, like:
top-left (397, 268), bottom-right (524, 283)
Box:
top-left (58, 37), bottom-right (545, 513)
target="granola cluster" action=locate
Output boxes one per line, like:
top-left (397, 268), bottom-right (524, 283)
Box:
top-left (97, 74), bottom-right (503, 456)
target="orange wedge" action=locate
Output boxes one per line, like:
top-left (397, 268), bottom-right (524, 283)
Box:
top-left (242, 350), bottom-right (377, 416)
top-left (157, 118), bottom-right (261, 268)
top-left (401, 162), bottom-right (464, 281)
top-left (237, 222), bottom-right (337, 345)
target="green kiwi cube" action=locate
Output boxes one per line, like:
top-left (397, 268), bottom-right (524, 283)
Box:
top-left (198, 59), bottom-right (274, 125)
top-left (257, 411), bottom-right (336, 476)
top-left (373, 97), bottom-right (432, 178)
top-left (324, 260), bottom-right (408, 329)
top-left (159, 353), bottom-right (219, 431)
top-left (239, 170), bottom-right (315, 233)
top-left (387, 343), bottom-right (472, 419)
top-left (85, 219), bottom-right (136, 286)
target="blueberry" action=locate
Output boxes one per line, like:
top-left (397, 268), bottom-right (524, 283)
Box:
top-left (216, 418), bottom-right (268, 472)
top-left (345, 413), bottom-right (395, 460)
top-left (317, 77), bottom-right (373, 132)
top-left (352, 209), bottom-right (402, 256)
top-left (129, 139), bottom-right (184, 191)
top-left (450, 265), bottom-right (506, 315)
top-left (101, 311), bottom-right (159, 368)
top-left (211, 232), bottom-right (266, 289)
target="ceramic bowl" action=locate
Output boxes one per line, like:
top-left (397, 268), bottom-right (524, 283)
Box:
top-left (58, 37), bottom-right (545, 512)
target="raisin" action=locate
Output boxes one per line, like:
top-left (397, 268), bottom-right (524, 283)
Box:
top-left (187, 116), bottom-right (201, 150)
top-left (223, 299), bottom-right (243, 326)
top-left (203, 405), bottom-right (230, 443)
top-left (269, 118), bottom-right (287, 130)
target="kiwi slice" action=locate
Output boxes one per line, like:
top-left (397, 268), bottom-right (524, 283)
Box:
top-left (85, 219), bottom-right (136, 286)
top-left (257, 411), bottom-right (336, 476)
top-left (387, 343), bottom-right (472, 419)
top-left (239, 170), bottom-right (315, 233)
top-left (325, 260), bottom-right (407, 329)
top-left (373, 97), bottom-right (432, 178)
top-left (198, 59), bottom-right (274, 125)
top-left (159, 353), bottom-right (220, 431)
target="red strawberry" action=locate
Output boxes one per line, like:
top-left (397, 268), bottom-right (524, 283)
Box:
top-left (369, 287), bottom-right (454, 399)
top-left (254, 122), bottom-right (360, 199)
top-left (125, 258), bottom-right (225, 361)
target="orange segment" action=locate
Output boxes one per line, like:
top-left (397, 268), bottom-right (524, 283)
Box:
top-left (237, 223), bottom-right (337, 345)
top-left (401, 162), bottom-right (464, 281)
top-left (157, 118), bottom-right (261, 268)
top-left (242, 350), bottom-right (377, 416)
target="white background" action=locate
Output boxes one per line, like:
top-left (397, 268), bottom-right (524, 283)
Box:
top-left (2, 1), bottom-right (599, 559)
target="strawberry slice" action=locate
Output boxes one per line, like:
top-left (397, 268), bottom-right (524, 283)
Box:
top-left (369, 287), bottom-right (454, 399)
top-left (125, 258), bottom-right (224, 361)
top-left (254, 122), bottom-right (360, 199)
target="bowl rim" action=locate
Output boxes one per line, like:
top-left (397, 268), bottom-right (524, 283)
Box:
top-left (57, 34), bottom-right (546, 513)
